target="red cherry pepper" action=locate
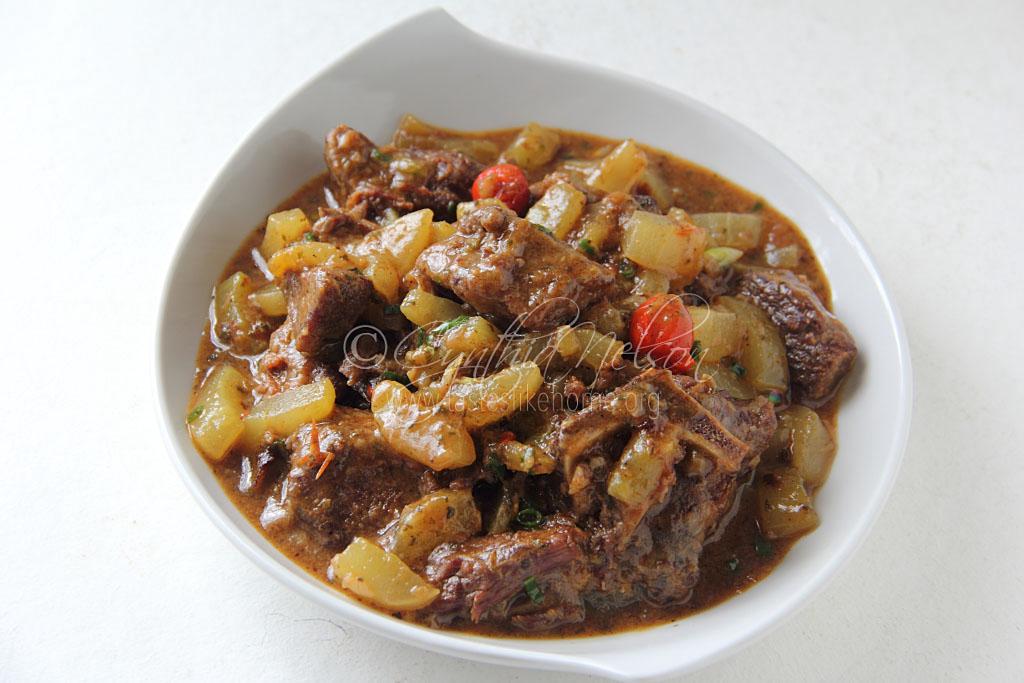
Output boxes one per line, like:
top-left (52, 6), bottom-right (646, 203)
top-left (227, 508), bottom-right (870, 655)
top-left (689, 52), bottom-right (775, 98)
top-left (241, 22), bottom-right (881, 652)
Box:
top-left (471, 163), bottom-right (530, 214)
top-left (630, 293), bottom-right (695, 373)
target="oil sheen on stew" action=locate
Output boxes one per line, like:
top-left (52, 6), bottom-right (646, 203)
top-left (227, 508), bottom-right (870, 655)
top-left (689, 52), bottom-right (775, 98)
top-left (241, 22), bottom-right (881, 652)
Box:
top-left (186, 116), bottom-right (857, 637)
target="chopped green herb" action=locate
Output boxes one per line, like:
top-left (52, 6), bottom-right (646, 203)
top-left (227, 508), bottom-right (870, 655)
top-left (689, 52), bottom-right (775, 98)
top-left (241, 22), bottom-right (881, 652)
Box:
top-left (754, 535), bottom-right (773, 557)
top-left (690, 340), bottom-right (704, 362)
top-left (380, 370), bottom-right (409, 384)
top-left (767, 390), bottom-right (783, 405)
top-left (303, 231), bottom-right (316, 242)
top-left (730, 361), bottom-right (746, 377)
top-left (618, 260), bottom-right (636, 279)
top-left (532, 222), bottom-right (553, 237)
top-left (415, 328), bottom-right (428, 347)
top-left (383, 304), bottom-right (401, 315)
top-left (370, 148), bottom-right (392, 163)
top-left (432, 314), bottom-right (471, 336)
top-left (523, 576), bottom-right (544, 604)
top-left (516, 506), bottom-right (544, 530)
top-left (485, 454), bottom-right (507, 479)
top-left (186, 405), bottom-right (204, 423)
top-left (578, 238), bottom-right (596, 257)
top-left (751, 200), bottom-right (764, 212)
top-left (726, 557), bottom-right (740, 572)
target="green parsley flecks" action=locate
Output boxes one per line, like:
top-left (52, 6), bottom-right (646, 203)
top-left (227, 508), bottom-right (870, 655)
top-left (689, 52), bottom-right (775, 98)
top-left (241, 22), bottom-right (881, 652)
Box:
top-left (523, 576), bottom-right (544, 604)
top-left (432, 315), bottom-right (470, 337)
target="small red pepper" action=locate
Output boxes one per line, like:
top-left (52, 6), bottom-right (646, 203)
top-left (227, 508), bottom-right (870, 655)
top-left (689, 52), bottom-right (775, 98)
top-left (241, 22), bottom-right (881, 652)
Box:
top-left (630, 293), bottom-right (695, 373)
top-left (471, 163), bottom-right (530, 214)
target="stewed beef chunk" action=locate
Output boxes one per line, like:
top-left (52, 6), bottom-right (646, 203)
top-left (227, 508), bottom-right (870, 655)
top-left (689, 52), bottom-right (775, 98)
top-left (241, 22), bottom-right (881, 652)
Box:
top-left (260, 408), bottom-right (430, 550)
top-left (255, 322), bottom-right (328, 396)
top-left (642, 390), bottom-right (775, 604)
top-left (558, 370), bottom-right (754, 482)
top-left (423, 516), bottom-right (587, 629)
top-left (254, 266), bottom-right (371, 396)
top-left (685, 267), bottom-right (737, 306)
top-left (325, 124), bottom-right (481, 220)
top-left (284, 265), bottom-right (372, 356)
top-left (554, 370), bottom-right (777, 607)
top-left (238, 440), bottom-right (287, 495)
top-left (310, 207), bottom-right (378, 248)
top-left (412, 204), bottom-right (617, 331)
top-left (735, 268), bottom-right (857, 405)
top-left (688, 381), bottom-right (778, 456)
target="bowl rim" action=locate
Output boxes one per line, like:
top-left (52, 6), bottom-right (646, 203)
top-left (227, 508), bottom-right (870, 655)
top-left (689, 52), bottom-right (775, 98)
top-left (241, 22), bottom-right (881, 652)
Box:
top-left (154, 7), bottom-right (913, 680)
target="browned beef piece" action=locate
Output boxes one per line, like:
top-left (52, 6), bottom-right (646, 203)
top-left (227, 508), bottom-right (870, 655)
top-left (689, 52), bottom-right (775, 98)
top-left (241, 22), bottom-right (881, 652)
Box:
top-left (311, 207), bottom-right (378, 248)
top-left (238, 441), bottom-right (287, 494)
top-left (688, 382), bottom-right (778, 456)
top-left (685, 267), bottom-right (737, 306)
top-left (255, 321), bottom-right (329, 396)
top-left (507, 577), bottom-right (586, 631)
top-left (254, 266), bottom-right (372, 396)
top-left (619, 384), bottom-right (777, 604)
top-left (284, 265), bottom-right (372, 356)
top-left (338, 353), bottom-right (403, 402)
top-left (260, 408), bottom-right (430, 550)
top-left (412, 204), bottom-right (617, 331)
top-left (632, 461), bottom-right (745, 604)
top-left (422, 516), bottom-right (587, 630)
top-left (325, 124), bottom-right (481, 220)
top-left (554, 370), bottom-right (777, 607)
top-left (736, 268), bottom-right (857, 405)
top-left (558, 369), bottom-right (753, 480)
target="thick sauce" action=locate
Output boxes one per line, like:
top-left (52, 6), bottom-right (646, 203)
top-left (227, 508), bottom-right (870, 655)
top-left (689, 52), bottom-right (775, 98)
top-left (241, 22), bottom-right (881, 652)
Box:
top-left (191, 125), bottom-right (838, 637)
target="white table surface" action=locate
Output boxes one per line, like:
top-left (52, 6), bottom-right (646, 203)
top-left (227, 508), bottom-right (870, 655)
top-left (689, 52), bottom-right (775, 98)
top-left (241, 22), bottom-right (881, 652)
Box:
top-left (3, 0), bottom-right (1022, 680)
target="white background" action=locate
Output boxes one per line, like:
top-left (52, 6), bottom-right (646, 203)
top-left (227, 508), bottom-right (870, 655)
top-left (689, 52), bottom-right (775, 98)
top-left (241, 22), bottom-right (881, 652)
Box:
top-left (2, 0), bottom-right (1022, 680)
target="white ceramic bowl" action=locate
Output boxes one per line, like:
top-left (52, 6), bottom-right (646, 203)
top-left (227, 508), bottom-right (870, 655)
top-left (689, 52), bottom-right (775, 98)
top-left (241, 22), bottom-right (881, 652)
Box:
top-left (155, 8), bottom-right (912, 680)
